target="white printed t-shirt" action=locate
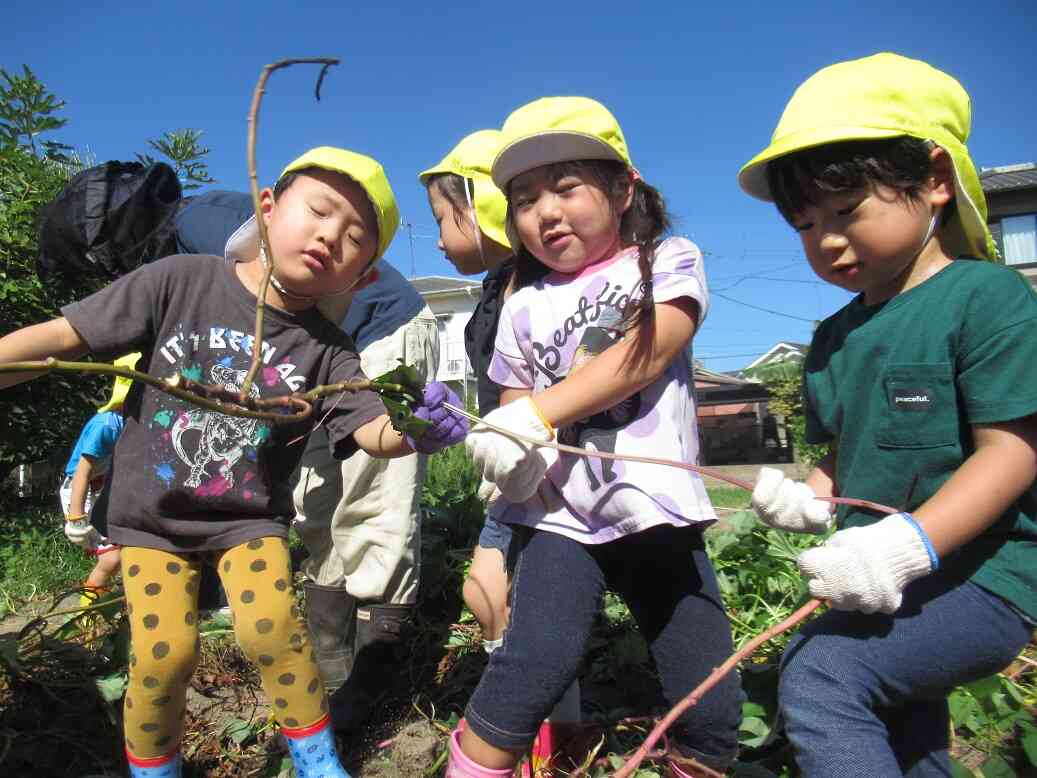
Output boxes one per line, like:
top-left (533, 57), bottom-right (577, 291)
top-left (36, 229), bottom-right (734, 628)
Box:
top-left (487, 237), bottom-right (716, 544)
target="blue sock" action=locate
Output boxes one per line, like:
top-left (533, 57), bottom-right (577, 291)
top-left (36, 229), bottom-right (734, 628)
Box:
top-left (126, 749), bottom-right (181, 777)
top-left (283, 715), bottom-right (352, 778)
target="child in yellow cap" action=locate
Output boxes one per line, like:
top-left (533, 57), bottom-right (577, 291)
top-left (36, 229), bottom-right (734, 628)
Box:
top-left (739, 52), bottom-right (1037, 777)
top-left (0, 147), bottom-right (469, 778)
top-left (419, 129), bottom-right (581, 769)
top-left (61, 353), bottom-right (140, 604)
top-left (420, 130), bottom-right (518, 653)
top-left (452, 97), bottom-right (741, 777)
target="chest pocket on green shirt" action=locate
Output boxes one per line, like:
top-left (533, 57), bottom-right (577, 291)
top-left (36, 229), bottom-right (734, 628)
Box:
top-left (875, 363), bottom-right (958, 448)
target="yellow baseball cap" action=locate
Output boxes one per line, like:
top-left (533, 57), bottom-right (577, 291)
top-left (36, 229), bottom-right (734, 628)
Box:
top-left (419, 129), bottom-right (511, 251)
top-left (280, 146), bottom-right (400, 261)
top-left (491, 97), bottom-right (633, 190)
top-left (738, 52), bottom-right (997, 261)
top-left (97, 352), bottom-right (142, 413)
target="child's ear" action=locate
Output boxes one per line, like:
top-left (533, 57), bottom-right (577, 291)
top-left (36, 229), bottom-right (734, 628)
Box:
top-left (614, 173), bottom-right (636, 216)
top-left (259, 187), bottom-right (276, 224)
top-left (927, 146), bottom-right (956, 208)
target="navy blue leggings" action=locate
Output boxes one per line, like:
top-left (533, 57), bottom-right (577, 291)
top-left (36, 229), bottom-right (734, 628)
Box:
top-left (465, 523), bottom-right (742, 772)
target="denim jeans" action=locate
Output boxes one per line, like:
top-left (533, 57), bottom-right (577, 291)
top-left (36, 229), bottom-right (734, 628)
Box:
top-left (780, 571), bottom-right (1032, 777)
top-left (465, 524), bottom-right (742, 771)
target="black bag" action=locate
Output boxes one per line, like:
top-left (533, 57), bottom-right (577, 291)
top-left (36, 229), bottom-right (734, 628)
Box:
top-left (36, 160), bottom-right (182, 281)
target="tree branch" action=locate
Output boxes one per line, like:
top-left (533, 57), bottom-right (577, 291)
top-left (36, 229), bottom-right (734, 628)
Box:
top-left (241, 57), bottom-right (339, 400)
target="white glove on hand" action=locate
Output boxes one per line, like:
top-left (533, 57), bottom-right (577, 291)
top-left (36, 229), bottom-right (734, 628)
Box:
top-left (466, 396), bottom-right (554, 503)
top-left (478, 478), bottom-right (503, 511)
top-left (797, 513), bottom-right (937, 614)
top-left (751, 467), bottom-right (833, 534)
top-left (65, 516), bottom-right (101, 551)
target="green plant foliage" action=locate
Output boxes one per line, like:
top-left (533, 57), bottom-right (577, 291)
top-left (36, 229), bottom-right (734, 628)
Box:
top-left (370, 361), bottom-right (434, 441)
top-left (948, 672), bottom-right (1037, 776)
top-left (742, 357), bottom-right (829, 467)
top-left (0, 503), bottom-right (93, 612)
top-left (421, 442), bottom-right (484, 549)
top-left (0, 65), bottom-right (68, 157)
top-left (0, 71), bottom-right (108, 484)
top-left (706, 510), bottom-right (820, 651)
top-left (137, 128), bottom-right (216, 190)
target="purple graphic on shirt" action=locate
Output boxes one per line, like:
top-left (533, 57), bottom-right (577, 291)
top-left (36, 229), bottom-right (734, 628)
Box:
top-left (625, 407), bottom-right (660, 438)
top-left (487, 238), bottom-right (714, 544)
top-left (652, 491), bottom-right (688, 521)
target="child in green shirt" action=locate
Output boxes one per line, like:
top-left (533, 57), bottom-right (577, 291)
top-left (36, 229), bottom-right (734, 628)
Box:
top-left (740, 53), bottom-right (1037, 777)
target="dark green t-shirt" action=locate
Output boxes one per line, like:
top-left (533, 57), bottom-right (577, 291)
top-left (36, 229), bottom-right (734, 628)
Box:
top-left (804, 259), bottom-right (1037, 620)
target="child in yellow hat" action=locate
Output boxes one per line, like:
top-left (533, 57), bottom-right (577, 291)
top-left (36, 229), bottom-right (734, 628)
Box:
top-left (419, 129), bottom-right (582, 769)
top-left (739, 52), bottom-right (1037, 777)
top-left (419, 130), bottom-right (518, 654)
top-left (452, 97), bottom-right (741, 777)
top-left (0, 147), bottom-right (469, 778)
top-left (61, 353), bottom-right (140, 603)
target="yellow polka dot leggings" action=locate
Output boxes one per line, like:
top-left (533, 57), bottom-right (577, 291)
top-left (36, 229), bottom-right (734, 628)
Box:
top-left (121, 538), bottom-right (327, 759)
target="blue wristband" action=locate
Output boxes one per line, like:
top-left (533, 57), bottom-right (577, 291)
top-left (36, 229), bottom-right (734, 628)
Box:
top-left (899, 512), bottom-right (940, 571)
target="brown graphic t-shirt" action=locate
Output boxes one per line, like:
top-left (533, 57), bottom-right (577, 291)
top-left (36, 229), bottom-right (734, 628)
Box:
top-left (62, 254), bottom-right (386, 552)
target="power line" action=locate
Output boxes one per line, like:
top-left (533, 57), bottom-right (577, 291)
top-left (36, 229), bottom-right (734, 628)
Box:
top-left (709, 261), bottom-right (803, 282)
top-left (695, 351), bottom-right (770, 359)
top-left (712, 291), bottom-right (817, 323)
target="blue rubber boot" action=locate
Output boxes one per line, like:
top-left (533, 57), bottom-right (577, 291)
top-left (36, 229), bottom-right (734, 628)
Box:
top-left (126, 749), bottom-right (182, 777)
top-left (283, 714), bottom-right (352, 778)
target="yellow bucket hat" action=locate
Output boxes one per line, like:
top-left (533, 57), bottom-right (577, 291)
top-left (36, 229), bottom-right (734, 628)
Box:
top-left (738, 52), bottom-right (997, 261)
top-left (281, 146), bottom-right (400, 261)
top-left (491, 96), bottom-right (633, 191)
top-left (419, 130), bottom-right (511, 250)
top-left (97, 352), bottom-right (142, 413)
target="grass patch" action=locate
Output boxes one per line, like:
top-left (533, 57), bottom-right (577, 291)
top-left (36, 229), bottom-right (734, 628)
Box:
top-left (0, 499), bottom-right (91, 615)
top-left (708, 486), bottom-right (751, 509)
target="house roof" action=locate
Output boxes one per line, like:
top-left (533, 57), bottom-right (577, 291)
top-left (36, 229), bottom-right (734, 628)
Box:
top-left (742, 341), bottom-right (809, 372)
top-left (980, 163), bottom-right (1037, 193)
top-left (411, 275), bottom-right (482, 296)
top-left (695, 363), bottom-right (757, 386)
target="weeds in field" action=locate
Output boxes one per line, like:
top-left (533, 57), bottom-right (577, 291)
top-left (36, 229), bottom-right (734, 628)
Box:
top-left (1, 469), bottom-right (1035, 776)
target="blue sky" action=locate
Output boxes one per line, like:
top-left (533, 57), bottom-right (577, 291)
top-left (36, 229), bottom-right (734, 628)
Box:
top-left (5, 1), bottom-right (1035, 372)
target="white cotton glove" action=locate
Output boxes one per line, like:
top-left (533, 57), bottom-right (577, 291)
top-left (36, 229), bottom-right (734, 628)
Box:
top-left (751, 467), bottom-right (834, 534)
top-left (478, 478), bottom-right (503, 511)
top-left (64, 516), bottom-right (102, 551)
top-left (466, 396), bottom-right (555, 503)
top-left (797, 513), bottom-right (938, 614)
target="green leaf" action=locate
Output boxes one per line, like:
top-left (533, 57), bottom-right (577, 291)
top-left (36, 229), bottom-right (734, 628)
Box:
top-left (949, 690), bottom-right (980, 728)
top-left (95, 671), bottom-right (128, 703)
top-left (979, 755), bottom-right (1016, 778)
top-left (221, 717), bottom-right (256, 746)
top-left (965, 676), bottom-right (1002, 702)
top-left (372, 361), bottom-right (424, 401)
top-left (738, 715), bottom-right (772, 748)
top-left (370, 360), bottom-right (434, 439)
top-left (1020, 722), bottom-right (1037, 766)
top-left (950, 757), bottom-right (977, 778)
top-left (741, 701), bottom-right (768, 719)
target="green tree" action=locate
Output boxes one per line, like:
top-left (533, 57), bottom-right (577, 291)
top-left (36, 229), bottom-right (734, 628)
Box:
top-left (0, 70), bottom-right (105, 487)
top-left (0, 70), bottom-right (218, 488)
top-left (742, 357), bottom-right (829, 466)
top-left (137, 128), bottom-right (215, 190)
top-left (0, 64), bottom-right (71, 160)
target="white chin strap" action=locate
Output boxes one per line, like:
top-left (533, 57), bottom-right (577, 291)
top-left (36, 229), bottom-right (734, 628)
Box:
top-left (915, 205), bottom-right (941, 260)
top-left (463, 179), bottom-right (487, 271)
top-left (259, 243), bottom-right (368, 300)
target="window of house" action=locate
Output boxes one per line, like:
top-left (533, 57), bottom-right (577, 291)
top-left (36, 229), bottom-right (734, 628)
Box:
top-left (1002, 214), bottom-right (1037, 265)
